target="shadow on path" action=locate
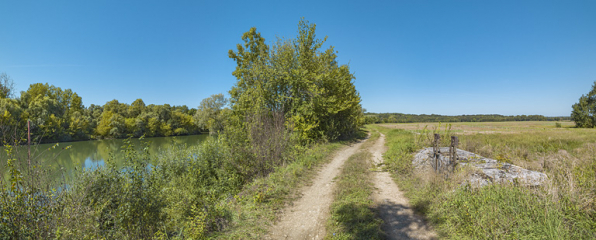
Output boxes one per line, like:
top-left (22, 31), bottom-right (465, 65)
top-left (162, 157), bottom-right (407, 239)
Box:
top-left (375, 202), bottom-right (437, 240)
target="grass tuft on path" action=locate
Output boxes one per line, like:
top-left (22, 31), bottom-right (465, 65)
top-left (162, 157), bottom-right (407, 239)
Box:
top-left (326, 130), bottom-right (383, 239)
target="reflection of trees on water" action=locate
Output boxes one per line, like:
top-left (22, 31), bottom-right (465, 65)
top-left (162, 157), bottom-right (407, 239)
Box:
top-left (1, 135), bottom-right (208, 183)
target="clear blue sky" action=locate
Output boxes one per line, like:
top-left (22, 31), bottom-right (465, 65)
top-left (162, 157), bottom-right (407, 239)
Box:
top-left (1, 1), bottom-right (595, 116)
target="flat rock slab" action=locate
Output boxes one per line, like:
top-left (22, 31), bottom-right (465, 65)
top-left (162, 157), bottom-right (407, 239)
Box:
top-left (413, 147), bottom-right (547, 187)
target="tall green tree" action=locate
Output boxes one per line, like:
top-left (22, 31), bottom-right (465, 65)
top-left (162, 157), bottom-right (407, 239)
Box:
top-left (20, 83), bottom-right (87, 141)
top-left (194, 93), bottom-right (229, 134)
top-left (0, 72), bottom-right (15, 99)
top-left (228, 19), bottom-right (363, 141)
top-left (571, 81), bottom-right (596, 128)
top-left (0, 72), bottom-right (20, 142)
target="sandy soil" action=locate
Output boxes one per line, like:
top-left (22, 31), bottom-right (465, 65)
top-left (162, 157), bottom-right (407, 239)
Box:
top-left (370, 133), bottom-right (437, 240)
top-left (265, 138), bottom-right (367, 240)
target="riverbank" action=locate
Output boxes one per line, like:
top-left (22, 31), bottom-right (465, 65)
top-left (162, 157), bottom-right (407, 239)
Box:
top-left (0, 131), bottom-right (366, 239)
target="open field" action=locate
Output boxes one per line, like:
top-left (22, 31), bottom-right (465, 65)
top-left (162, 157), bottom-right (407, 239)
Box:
top-left (372, 121), bottom-right (596, 239)
top-left (379, 121), bottom-right (576, 134)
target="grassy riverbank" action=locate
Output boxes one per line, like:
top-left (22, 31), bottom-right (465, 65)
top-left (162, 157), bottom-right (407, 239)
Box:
top-left (1, 132), bottom-right (366, 239)
top-left (372, 122), bottom-right (596, 239)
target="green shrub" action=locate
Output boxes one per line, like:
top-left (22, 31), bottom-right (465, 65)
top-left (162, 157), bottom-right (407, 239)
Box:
top-left (0, 145), bottom-right (63, 239)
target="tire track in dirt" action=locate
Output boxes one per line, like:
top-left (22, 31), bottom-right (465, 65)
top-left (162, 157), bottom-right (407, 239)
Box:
top-left (370, 133), bottom-right (437, 240)
top-left (265, 138), bottom-right (367, 240)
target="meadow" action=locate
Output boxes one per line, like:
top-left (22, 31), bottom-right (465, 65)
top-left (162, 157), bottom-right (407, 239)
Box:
top-left (373, 121), bottom-right (596, 239)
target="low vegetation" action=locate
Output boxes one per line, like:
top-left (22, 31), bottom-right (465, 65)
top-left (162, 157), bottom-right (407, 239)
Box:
top-left (326, 130), bottom-right (383, 239)
top-left (373, 122), bottom-right (596, 239)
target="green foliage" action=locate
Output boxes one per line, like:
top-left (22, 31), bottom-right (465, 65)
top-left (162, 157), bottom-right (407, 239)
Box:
top-left (223, 109), bottom-right (297, 180)
top-left (0, 144), bottom-right (63, 239)
top-left (53, 136), bottom-right (240, 238)
top-left (228, 19), bottom-right (363, 142)
top-left (194, 93), bottom-right (230, 135)
top-left (0, 97), bottom-right (23, 143)
top-left (0, 77), bottom-right (204, 143)
top-left (61, 138), bottom-right (164, 238)
top-left (0, 72), bottom-right (15, 99)
top-left (94, 99), bottom-right (201, 139)
top-left (49, 133), bottom-right (350, 239)
top-left (381, 128), bottom-right (416, 176)
top-left (571, 81), bottom-right (596, 128)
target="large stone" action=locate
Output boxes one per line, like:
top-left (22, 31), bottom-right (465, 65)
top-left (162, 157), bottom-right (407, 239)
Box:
top-left (413, 147), bottom-right (548, 187)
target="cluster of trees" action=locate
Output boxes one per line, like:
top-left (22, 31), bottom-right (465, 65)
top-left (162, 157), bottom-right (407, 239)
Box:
top-left (364, 113), bottom-right (569, 124)
top-left (0, 74), bottom-right (232, 143)
top-left (571, 81), bottom-right (596, 128)
top-left (227, 19), bottom-right (363, 142)
top-left (1, 19), bottom-right (364, 147)
top-left (92, 99), bottom-right (200, 139)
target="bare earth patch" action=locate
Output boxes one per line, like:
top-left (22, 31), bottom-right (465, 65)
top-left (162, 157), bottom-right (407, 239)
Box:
top-left (265, 139), bottom-right (367, 240)
top-left (371, 133), bottom-right (437, 240)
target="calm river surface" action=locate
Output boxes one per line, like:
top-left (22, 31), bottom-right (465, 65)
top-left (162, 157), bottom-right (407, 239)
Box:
top-left (1, 134), bottom-right (209, 183)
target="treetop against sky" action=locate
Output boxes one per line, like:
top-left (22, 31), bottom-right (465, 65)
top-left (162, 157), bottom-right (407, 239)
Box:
top-left (1, 0), bottom-right (595, 116)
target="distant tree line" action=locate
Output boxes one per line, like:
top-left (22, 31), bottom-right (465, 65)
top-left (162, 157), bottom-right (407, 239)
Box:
top-left (0, 74), bottom-right (229, 143)
top-left (364, 112), bottom-right (570, 124)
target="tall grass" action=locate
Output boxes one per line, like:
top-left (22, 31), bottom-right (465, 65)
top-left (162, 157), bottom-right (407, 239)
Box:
top-left (372, 124), bottom-right (596, 239)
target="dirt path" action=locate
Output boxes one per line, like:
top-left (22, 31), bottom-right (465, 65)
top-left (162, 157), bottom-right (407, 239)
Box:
top-left (265, 138), bottom-right (367, 240)
top-left (371, 133), bottom-right (437, 240)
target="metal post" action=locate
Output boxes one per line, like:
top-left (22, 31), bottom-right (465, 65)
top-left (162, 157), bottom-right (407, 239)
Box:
top-left (450, 136), bottom-right (459, 172)
top-left (28, 120), bottom-right (32, 181)
top-left (433, 134), bottom-right (440, 172)
top-left (28, 120), bottom-right (31, 161)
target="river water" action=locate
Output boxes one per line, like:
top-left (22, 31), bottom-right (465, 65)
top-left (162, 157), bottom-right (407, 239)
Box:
top-left (1, 134), bottom-right (209, 183)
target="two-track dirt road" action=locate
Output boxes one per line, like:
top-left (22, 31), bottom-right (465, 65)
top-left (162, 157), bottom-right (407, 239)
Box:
top-left (266, 132), bottom-right (436, 239)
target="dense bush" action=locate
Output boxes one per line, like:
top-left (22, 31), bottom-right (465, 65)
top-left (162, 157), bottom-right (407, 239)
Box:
top-left (228, 19), bottom-right (363, 142)
top-left (571, 81), bottom-right (596, 128)
top-left (0, 145), bottom-right (63, 239)
top-left (52, 137), bottom-right (245, 239)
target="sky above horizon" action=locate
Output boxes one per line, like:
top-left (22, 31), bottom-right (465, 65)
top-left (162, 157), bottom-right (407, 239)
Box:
top-left (1, 1), bottom-right (595, 117)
